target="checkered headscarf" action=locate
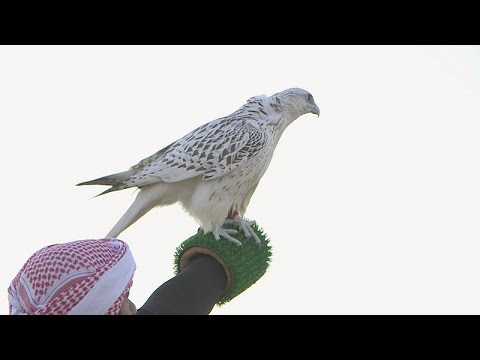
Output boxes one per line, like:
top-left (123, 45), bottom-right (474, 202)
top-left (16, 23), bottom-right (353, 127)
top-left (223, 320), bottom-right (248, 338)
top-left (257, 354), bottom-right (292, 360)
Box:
top-left (8, 238), bottom-right (136, 315)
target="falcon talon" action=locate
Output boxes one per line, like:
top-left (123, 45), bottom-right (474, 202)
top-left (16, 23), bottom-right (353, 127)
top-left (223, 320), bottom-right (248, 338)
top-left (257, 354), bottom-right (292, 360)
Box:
top-left (230, 215), bottom-right (261, 244)
top-left (248, 228), bottom-right (262, 245)
top-left (221, 234), bottom-right (242, 246)
top-left (213, 227), bottom-right (242, 246)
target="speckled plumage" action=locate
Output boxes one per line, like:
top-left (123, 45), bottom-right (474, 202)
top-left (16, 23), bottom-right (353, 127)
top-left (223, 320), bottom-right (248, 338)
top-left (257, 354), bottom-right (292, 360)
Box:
top-left (78, 88), bottom-right (320, 244)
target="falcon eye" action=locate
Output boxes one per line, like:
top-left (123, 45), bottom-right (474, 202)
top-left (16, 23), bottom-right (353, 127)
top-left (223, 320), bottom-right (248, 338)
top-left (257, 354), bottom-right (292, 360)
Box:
top-left (307, 94), bottom-right (313, 102)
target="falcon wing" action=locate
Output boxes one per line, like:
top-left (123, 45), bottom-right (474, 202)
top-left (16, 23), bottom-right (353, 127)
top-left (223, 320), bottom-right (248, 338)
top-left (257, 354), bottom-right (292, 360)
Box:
top-left (123, 117), bottom-right (268, 187)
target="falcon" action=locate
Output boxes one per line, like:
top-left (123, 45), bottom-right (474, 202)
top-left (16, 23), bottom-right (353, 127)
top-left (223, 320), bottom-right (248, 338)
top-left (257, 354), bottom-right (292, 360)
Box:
top-left (78, 88), bottom-right (320, 246)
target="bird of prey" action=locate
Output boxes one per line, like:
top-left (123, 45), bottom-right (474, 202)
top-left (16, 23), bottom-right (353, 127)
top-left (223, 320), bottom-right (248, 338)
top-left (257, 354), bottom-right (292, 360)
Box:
top-left (78, 88), bottom-right (320, 246)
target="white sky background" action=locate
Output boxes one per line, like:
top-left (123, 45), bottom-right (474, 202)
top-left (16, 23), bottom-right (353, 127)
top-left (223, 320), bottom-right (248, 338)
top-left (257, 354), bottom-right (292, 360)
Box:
top-left (0, 45), bottom-right (479, 315)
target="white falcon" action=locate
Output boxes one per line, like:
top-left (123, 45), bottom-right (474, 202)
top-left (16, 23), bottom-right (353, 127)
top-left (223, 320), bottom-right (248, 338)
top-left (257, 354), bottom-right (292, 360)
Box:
top-left (78, 88), bottom-right (320, 246)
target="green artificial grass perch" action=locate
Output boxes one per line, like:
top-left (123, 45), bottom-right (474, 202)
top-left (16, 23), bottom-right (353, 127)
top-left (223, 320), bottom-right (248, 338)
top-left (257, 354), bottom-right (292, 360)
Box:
top-left (174, 221), bottom-right (272, 305)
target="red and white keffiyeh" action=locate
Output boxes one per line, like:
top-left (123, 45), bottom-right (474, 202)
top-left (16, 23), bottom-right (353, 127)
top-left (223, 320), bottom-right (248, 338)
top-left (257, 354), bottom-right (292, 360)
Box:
top-left (8, 238), bottom-right (136, 315)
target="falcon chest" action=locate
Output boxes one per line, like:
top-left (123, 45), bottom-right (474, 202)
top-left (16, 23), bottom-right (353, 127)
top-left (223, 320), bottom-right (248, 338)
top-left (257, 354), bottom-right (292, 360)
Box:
top-left (206, 128), bottom-right (276, 206)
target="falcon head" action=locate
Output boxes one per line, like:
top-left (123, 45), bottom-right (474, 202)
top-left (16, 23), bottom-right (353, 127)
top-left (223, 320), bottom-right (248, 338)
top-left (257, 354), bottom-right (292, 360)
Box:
top-left (271, 88), bottom-right (320, 118)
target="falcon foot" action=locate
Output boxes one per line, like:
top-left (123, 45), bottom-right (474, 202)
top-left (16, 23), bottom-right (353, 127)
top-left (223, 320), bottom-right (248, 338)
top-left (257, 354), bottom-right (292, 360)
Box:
top-left (212, 227), bottom-right (242, 246)
top-left (224, 216), bottom-right (261, 245)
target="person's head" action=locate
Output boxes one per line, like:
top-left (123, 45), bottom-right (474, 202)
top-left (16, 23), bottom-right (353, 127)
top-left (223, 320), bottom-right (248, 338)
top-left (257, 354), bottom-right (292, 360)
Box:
top-left (8, 238), bottom-right (136, 315)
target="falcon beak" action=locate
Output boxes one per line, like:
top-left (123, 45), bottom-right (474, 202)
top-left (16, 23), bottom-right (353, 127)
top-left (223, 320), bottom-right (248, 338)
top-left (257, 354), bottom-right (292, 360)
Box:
top-left (311, 103), bottom-right (320, 117)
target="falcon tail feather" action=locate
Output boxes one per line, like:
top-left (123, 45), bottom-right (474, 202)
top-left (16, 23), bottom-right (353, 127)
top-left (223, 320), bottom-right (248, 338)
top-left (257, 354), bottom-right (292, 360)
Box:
top-left (76, 170), bottom-right (135, 187)
top-left (77, 170), bottom-right (137, 197)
